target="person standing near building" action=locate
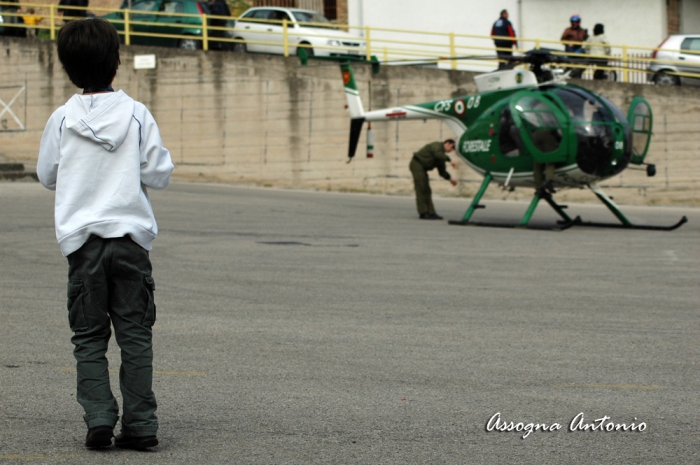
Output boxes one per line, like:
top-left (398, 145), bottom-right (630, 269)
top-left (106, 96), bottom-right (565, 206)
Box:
top-left (561, 14), bottom-right (588, 53)
top-left (410, 140), bottom-right (459, 220)
top-left (2, 0), bottom-right (25, 37)
top-left (58, 0), bottom-right (89, 22)
top-left (209, 0), bottom-right (232, 50)
top-left (587, 23), bottom-right (611, 80)
top-left (561, 14), bottom-right (589, 77)
top-left (491, 9), bottom-right (517, 70)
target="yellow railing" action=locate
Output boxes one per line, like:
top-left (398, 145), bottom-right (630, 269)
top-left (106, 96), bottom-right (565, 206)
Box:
top-left (2, 1), bottom-right (698, 83)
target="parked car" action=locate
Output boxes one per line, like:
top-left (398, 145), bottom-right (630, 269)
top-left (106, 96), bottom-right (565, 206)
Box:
top-left (648, 34), bottom-right (700, 86)
top-left (233, 7), bottom-right (365, 57)
top-left (102, 0), bottom-right (234, 50)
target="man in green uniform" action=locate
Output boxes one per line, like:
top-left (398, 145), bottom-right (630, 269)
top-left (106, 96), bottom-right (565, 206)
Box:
top-left (410, 139), bottom-right (459, 219)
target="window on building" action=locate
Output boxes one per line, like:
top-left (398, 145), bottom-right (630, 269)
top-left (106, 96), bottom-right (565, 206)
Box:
top-left (324, 0), bottom-right (336, 21)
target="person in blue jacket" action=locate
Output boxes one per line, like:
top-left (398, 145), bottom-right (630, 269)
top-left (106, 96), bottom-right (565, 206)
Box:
top-left (491, 9), bottom-right (517, 70)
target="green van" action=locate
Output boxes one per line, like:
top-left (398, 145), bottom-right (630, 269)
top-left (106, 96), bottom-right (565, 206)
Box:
top-left (102, 0), bottom-right (233, 50)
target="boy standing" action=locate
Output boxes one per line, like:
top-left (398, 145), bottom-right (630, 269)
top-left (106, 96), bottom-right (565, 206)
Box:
top-left (21, 8), bottom-right (43, 39)
top-left (37, 19), bottom-right (173, 450)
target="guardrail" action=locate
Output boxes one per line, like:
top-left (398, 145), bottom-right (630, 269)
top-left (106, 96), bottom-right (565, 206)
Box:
top-left (1, 1), bottom-right (699, 84)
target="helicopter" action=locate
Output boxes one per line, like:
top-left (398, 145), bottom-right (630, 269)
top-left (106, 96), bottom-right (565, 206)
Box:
top-left (337, 49), bottom-right (688, 231)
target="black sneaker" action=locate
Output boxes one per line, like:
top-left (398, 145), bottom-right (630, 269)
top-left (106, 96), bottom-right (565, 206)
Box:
top-left (115, 433), bottom-right (158, 450)
top-left (428, 213), bottom-right (443, 220)
top-left (85, 426), bottom-right (113, 449)
top-left (419, 213), bottom-right (431, 219)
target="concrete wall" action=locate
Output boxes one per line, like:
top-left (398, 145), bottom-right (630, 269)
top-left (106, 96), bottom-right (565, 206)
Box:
top-left (1, 37), bottom-right (698, 206)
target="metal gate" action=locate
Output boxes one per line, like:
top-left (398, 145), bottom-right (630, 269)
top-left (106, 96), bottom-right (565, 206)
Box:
top-left (0, 84), bottom-right (27, 132)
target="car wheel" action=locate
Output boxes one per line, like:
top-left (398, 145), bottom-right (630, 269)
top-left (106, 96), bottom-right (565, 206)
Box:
top-left (297, 43), bottom-right (314, 57)
top-left (654, 71), bottom-right (679, 86)
top-left (233, 40), bottom-right (246, 53)
top-left (178, 38), bottom-right (201, 50)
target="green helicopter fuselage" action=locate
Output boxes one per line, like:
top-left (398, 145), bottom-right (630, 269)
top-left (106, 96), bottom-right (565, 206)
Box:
top-left (343, 64), bottom-right (653, 190)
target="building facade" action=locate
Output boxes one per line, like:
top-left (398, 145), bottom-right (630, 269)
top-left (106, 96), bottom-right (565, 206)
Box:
top-left (342, 0), bottom-right (700, 51)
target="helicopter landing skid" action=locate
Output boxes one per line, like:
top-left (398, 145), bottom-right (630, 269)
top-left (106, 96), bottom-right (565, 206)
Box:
top-left (559, 216), bottom-right (688, 231)
top-left (449, 183), bottom-right (580, 231)
top-left (450, 175), bottom-right (582, 231)
top-left (448, 217), bottom-right (580, 231)
top-left (563, 183), bottom-right (690, 231)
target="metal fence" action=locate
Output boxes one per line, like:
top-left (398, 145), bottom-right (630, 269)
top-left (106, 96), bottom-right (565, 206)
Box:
top-left (252, 0), bottom-right (323, 12)
top-left (1, 1), bottom-right (698, 84)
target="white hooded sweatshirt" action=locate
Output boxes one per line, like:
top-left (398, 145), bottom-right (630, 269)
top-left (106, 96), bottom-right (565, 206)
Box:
top-left (37, 90), bottom-right (174, 256)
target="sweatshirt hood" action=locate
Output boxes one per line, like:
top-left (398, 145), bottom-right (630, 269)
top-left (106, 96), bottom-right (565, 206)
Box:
top-left (64, 90), bottom-right (135, 152)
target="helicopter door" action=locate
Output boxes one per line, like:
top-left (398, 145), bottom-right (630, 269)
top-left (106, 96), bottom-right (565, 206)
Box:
top-left (509, 92), bottom-right (569, 164)
top-left (627, 96), bottom-right (653, 164)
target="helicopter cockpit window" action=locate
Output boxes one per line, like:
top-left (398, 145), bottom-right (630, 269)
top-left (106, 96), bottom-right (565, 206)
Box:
top-left (631, 103), bottom-right (651, 157)
top-left (553, 88), bottom-right (615, 175)
top-left (552, 88), bottom-right (614, 124)
top-left (596, 95), bottom-right (627, 124)
top-left (499, 106), bottom-right (524, 157)
top-left (513, 96), bottom-right (563, 154)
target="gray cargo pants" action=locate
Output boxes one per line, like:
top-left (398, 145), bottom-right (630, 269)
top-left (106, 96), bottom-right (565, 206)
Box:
top-left (66, 235), bottom-right (158, 436)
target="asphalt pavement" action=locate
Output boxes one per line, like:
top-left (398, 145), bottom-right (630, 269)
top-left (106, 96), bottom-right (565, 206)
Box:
top-left (1, 181), bottom-right (698, 464)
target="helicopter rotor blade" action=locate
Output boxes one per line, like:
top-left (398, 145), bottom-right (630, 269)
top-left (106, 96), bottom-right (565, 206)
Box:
top-left (380, 54), bottom-right (502, 66)
top-left (380, 50), bottom-right (655, 78)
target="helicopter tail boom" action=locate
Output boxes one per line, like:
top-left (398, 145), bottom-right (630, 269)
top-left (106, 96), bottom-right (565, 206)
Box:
top-left (340, 62), bottom-right (466, 159)
top-left (341, 63), bottom-right (365, 119)
top-left (341, 62), bottom-right (367, 160)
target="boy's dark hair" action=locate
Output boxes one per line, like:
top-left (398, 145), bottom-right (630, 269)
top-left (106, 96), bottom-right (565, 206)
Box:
top-left (444, 139), bottom-right (456, 146)
top-left (593, 23), bottom-right (604, 35)
top-left (57, 18), bottom-right (121, 89)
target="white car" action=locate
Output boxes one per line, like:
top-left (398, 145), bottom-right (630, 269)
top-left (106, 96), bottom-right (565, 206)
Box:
top-left (648, 34), bottom-right (700, 86)
top-left (233, 7), bottom-right (365, 58)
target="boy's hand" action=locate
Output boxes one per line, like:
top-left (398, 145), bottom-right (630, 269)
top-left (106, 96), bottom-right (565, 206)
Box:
top-left (450, 179), bottom-right (458, 186)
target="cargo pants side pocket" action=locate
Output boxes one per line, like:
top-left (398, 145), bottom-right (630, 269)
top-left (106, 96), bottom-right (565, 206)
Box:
top-left (143, 276), bottom-right (156, 327)
top-left (67, 280), bottom-right (88, 332)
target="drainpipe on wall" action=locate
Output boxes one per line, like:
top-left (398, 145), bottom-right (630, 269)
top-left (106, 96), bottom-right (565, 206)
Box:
top-left (517, 0), bottom-right (522, 49)
top-left (358, 0), bottom-right (364, 37)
